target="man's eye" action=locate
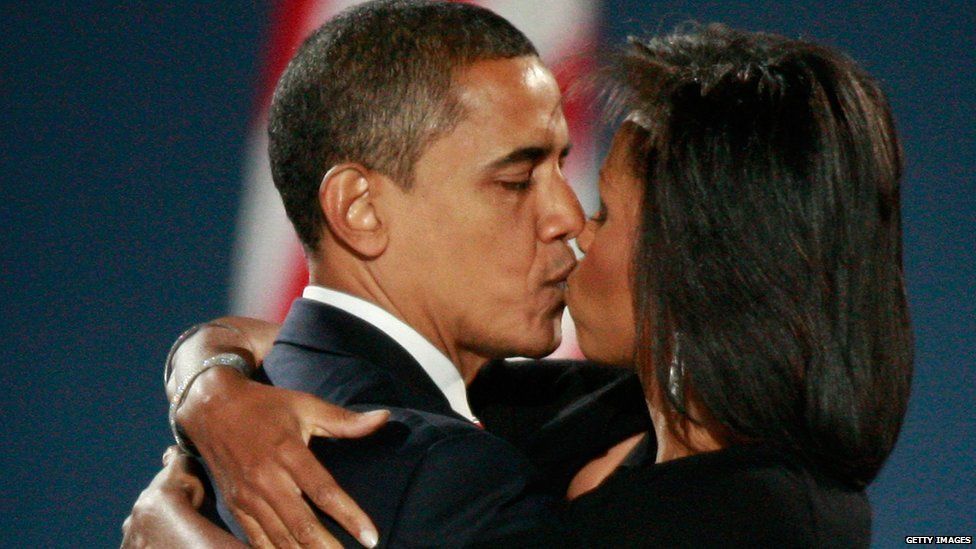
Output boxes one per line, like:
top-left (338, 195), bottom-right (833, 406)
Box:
top-left (500, 180), bottom-right (532, 192)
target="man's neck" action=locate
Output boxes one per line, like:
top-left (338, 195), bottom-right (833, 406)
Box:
top-left (309, 264), bottom-right (487, 383)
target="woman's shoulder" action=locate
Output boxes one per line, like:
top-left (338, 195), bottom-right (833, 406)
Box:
top-left (567, 444), bottom-right (871, 547)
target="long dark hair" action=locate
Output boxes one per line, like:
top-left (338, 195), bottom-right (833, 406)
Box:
top-left (610, 24), bottom-right (912, 487)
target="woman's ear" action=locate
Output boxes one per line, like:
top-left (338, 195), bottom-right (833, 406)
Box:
top-left (318, 163), bottom-right (388, 258)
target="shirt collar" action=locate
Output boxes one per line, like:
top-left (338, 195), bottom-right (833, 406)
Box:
top-left (301, 285), bottom-right (477, 423)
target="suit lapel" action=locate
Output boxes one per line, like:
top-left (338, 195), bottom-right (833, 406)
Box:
top-left (271, 298), bottom-right (459, 419)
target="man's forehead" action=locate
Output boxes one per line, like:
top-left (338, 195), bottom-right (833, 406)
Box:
top-left (459, 60), bottom-right (566, 139)
top-left (453, 56), bottom-right (561, 112)
top-left (409, 55), bottom-right (568, 179)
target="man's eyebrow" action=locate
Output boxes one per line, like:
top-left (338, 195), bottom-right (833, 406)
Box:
top-left (487, 146), bottom-right (551, 170)
top-left (486, 143), bottom-right (573, 170)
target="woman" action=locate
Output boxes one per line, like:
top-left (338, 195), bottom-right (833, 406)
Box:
top-left (124, 24), bottom-right (912, 547)
top-left (535, 23), bottom-right (913, 544)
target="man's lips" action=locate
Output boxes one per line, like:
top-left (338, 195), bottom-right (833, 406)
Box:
top-left (546, 256), bottom-right (578, 286)
top-left (543, 258), bottom-right (576, 309)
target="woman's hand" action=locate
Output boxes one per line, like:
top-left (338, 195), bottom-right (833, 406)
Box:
top-left (122, 447), bottom-right (245, 548)
top-left (178, 368), bottom-right (388, 548)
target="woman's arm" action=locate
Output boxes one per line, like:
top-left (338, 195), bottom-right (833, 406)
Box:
top-left (164, 316), bottom-right (279, 401)
top-left (165, 317), bottom-right (386, 548)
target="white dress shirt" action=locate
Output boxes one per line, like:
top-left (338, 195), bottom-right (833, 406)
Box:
top-left (302, 285), bottom-right (478, 424)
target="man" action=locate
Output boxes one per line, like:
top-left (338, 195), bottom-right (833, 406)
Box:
top-left (128, 1), bottom-right (647, 547)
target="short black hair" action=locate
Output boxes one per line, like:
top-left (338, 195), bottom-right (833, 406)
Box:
top-left (611, 24), bottom-right (912, 487)
top-left (268, 0), bottom-right (537, 253)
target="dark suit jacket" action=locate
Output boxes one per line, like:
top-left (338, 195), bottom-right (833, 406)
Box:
top-left (210, 298), bottom-right (559, 547)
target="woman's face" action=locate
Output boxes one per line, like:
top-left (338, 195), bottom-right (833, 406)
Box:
top-left (566, 128), bottom-right (642, 366)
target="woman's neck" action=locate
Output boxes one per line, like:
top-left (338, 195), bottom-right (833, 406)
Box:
top-left (649, 400), bottom-right (726, 463)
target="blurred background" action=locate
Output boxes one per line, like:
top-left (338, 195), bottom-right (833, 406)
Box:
top-left (2, 0), bottom-right (973, 546)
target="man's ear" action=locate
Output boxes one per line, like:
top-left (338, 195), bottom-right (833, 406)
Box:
top-left (319, 163), bottom-right (387, 258)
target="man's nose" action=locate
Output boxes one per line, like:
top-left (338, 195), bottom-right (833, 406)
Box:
top-left (538, 173), bottom-right (584, 243)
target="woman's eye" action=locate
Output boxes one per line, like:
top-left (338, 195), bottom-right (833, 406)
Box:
top-left (590, 201), bottom-right (608, 223)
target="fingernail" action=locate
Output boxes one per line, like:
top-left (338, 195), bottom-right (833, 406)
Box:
top-left (359, 528), bottom-right (379, 548)
top-left (364, 410), bottom-right (389, 419)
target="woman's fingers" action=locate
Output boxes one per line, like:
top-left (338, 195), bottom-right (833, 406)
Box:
top-left (284, 444), bottom-right (380, 548)
top-left (260, 473), bottom-right (346, 549)
top-left (223, 451), bottom-right (348, 548)
top-left (234, 510), bottom-right (274, 549)
top-left (297, 396), bottom-right (389, 440)
top-left (232, 498), bottom-right (297, 549)
top-left (161, 445), bottom-right (181, 466)
top-left (188, 384), bottom-right (386, 547)
top-left (288, 396), bottom-right (383, 546)
top-left (159, 446), bottom-right (207, 509)
top-left (178, 466), bottom-right (207, 509)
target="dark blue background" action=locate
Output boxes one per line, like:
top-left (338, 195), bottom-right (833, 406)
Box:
top-left (3, 1), bottom-right (973, 546)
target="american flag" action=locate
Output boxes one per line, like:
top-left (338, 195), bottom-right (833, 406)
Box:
top-left (229, 0), bottom-right (599, 358)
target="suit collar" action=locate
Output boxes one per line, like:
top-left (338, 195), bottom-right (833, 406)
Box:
top-left (274, 298), bottom-right (462, 419)
top-left (301, 286), bottom-right (476, 421)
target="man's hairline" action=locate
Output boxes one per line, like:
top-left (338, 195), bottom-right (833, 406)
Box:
top-left (370, 52), bottom-right (549, 190)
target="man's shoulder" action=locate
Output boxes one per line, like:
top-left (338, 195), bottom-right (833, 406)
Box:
top-left (316, 405), bottom-right (495, 454)
top-left (311, 405), bottom-right (530, 485)
top-left (210, 403), bottom-right (545, 546)
top-left (309, 406), bottom-right (552, 546)
top-left (262, 342), bottom-right (405, 408)
top-left (364, 409), bottom-right (556, 547)
top-left (385, 406), bottom-right (541, 486)
top-left (216, 368), bottom-right (540, 546)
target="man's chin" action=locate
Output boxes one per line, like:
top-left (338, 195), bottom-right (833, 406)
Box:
top-left (482, 316), bottom-right (563, 359)
top-left (515, 329), bottom-right (562, 359)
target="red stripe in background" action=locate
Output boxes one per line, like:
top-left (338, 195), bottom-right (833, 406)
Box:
top-left (253, 0), bottom-right (320, 116)
top-left (275, 252), bottom-right (310, 321)
top-left (256, 0), bottom-right (321, 322)
top-left (553, 51), bottom-right (597, 152)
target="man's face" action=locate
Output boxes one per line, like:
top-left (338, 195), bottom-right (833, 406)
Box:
top-left (380, 56), bottom-right (582, 373)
